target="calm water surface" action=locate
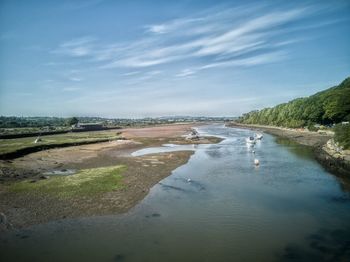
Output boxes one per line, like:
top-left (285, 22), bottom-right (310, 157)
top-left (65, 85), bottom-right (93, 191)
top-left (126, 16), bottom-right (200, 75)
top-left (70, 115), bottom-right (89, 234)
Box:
top-left (1, 124), bottom-right (350, 262)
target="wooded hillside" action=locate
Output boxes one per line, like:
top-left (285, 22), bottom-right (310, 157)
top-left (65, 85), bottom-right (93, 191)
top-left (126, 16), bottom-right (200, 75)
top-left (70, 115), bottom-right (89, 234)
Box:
top-left (238, 77), bottom-right (350, 128)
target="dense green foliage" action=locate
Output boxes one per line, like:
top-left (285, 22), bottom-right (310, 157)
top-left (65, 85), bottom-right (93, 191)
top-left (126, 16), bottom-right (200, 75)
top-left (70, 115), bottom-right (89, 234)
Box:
top-left (66, 117), bottom-right (79, 126)
top-left (238, 77), bottom-right (350, 128)
top-left (334, 124), bottom-right (350, 150)
top-left (0, 116), bottom-right (67, 128)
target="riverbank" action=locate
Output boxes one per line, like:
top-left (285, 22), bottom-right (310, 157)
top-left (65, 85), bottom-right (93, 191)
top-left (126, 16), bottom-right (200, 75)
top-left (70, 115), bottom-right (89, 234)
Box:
top-left (0, 124), bottom-right (222, 230)
top-left (227, 122), bottom-right (350, 177)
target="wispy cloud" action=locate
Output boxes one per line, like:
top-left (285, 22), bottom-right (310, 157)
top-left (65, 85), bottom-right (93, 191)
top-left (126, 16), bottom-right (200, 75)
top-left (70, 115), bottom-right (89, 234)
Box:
top-left (63, 87), bottom-right (82, 92)
top-left (68, 77), bottom-right (82, 82)
top-left (175, 51), bottom-right (286, 79)
top-left (176, 69), bottom-right (197, 78)
top-left (121, 71), bottom-right (141, 76)
top-left (51, 3), bottom-right (340, 78)
top-left (201, 51), bottom-right (287, 69)
top-left (123, 70), bottom-right (163, 85)
top-left (145, 18), bottom-right (204, 34)
top-left (52, 36), bottom-right (96, 57)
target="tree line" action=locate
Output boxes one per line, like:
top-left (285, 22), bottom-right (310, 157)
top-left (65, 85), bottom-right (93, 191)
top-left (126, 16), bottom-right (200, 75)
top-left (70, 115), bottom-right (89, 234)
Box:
top-left (238, 77), bottom-right (350, 128)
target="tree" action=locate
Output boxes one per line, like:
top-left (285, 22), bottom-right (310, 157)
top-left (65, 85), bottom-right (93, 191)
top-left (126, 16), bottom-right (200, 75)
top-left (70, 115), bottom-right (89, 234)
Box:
top-left (334, 124), bottom-right (350, 149)
top-left (238, 77), bottom-right (350, 128)
top-left (66, 117), bottom-right (79, 126)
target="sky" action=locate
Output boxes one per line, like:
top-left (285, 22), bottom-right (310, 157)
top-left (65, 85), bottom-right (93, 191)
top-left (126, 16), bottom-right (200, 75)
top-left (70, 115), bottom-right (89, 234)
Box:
top-left (0, 0), bottom-right (349, 118)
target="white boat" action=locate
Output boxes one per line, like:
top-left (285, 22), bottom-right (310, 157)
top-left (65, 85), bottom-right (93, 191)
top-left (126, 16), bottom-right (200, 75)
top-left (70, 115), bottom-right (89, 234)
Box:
top-left (254, 159), bottom-right (260, 165)
top-left (245, 136), bottom-right (256, 144)
top-left (186, 129), bottom-right (200, 140)
top-left (255, 133), bottom-right (263, 140)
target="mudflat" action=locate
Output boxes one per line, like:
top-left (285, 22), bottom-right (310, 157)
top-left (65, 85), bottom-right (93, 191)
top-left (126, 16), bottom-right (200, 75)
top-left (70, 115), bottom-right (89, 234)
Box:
top-left (0, 124), bottom-right (222, 230)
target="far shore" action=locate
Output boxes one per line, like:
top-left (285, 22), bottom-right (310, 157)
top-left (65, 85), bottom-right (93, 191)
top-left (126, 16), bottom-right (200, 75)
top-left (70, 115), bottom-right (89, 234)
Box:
top-left (0, 123), bottom-right (222, 230)
top-left (227, 122), bottom-right (350, 178)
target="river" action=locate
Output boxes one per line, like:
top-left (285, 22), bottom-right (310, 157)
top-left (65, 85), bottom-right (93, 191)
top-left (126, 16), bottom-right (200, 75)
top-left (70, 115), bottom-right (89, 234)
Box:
top-left (1, 124), bottom-right (350, 261)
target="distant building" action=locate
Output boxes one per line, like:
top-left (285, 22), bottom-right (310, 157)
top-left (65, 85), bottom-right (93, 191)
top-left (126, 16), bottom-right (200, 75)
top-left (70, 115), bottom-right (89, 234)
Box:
top-left (72, 123), bottom-right (104, 131)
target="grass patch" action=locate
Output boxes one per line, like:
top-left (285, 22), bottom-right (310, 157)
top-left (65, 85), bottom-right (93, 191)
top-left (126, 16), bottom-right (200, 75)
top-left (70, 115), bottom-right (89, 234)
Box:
top-left (9, 165), bottom-right (126, 198)
top-left (0, 130), bottom-right (120, 155)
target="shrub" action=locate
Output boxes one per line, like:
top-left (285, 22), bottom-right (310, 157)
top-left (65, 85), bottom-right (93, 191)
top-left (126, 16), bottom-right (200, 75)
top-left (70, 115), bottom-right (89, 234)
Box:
top-left (334, 124), bottom-right (350, 150)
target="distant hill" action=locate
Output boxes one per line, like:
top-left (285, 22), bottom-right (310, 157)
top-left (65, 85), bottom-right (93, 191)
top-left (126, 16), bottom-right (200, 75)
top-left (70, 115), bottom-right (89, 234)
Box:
top-left (238, 77), bottom-right (350, 128)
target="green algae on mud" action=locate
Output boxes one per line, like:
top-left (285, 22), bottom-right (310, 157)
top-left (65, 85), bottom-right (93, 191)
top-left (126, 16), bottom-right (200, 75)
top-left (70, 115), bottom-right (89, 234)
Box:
top-left (8, 165), bottom-right (126, 198)
top-left (0, 130), bottom-right (121, 158)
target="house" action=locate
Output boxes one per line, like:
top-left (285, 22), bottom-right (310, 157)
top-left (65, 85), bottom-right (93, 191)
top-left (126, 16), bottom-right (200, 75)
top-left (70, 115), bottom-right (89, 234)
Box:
top-left (72, 123), bottom-right (105, 131)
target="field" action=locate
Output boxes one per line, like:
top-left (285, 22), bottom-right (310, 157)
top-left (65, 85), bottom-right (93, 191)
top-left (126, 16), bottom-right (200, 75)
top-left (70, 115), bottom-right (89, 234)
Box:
top-left (0, 130), bottom-right (121, 157)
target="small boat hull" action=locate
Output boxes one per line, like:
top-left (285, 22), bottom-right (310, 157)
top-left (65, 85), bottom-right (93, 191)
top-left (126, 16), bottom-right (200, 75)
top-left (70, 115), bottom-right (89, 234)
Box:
top-left (255, 133), bottom-right (263, 140)
top-left (246, 137), bottom-right (256, 144)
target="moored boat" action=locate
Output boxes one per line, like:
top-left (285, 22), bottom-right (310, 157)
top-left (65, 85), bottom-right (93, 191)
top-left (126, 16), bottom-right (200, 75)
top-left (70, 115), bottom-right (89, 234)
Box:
top-left (246, 136), bottom-right (256, 144)
top-left (255, 133), bottom-right (263, 140)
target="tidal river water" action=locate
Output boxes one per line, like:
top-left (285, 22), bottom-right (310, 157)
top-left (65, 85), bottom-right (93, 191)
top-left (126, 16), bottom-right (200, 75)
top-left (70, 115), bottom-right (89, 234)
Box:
top-left (1, 124), bottom-right (350, 262)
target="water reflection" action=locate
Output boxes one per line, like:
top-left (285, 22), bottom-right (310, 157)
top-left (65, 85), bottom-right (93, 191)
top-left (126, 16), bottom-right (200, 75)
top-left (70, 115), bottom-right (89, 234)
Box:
top-left (274, 137), bottom-right (314, 160)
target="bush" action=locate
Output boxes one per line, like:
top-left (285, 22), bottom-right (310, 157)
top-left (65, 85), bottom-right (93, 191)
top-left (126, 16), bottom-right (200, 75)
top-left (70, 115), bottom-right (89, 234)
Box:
top-left (66, 117), bottom-right (79, 126)
top-left (307, 123), bottom-right (319, 132)
top-left (334, 124), bottom-right (350, 150)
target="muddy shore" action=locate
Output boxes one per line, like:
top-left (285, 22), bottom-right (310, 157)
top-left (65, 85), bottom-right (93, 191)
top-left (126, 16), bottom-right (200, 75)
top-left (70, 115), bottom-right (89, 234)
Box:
top-left (227, 122), bottom-right (350, 178)
top-left (0, 124), bottom-right (222, 230)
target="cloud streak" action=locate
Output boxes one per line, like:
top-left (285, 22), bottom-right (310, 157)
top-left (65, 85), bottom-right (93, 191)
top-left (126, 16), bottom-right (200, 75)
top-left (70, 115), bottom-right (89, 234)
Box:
top-left (51, 3), bottom-right (339, 78)
top-left (52, 36), bottom-right (96, 57)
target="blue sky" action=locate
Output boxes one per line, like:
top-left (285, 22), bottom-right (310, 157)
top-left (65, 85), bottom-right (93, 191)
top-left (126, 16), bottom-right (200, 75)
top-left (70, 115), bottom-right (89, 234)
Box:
top-left (0, 0), bottom-right (349, 117)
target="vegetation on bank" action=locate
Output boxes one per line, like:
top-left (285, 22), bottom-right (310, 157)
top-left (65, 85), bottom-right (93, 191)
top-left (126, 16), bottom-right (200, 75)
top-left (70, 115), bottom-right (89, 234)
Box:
top-left (0, 130), bottom-right (121, 156)
top-left (334, 124), bottom-right (350, 150)
top-left (238, 77), bottom-right (350, 128)
top-left (9, 165), bottom-right (126, 198)
top-left (237, 77), bottom-right (350, 149)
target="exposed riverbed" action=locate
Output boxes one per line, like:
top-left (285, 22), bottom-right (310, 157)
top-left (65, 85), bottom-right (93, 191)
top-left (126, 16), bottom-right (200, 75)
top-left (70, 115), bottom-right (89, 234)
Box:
top-left (1, 124), bottom-right (350, 262)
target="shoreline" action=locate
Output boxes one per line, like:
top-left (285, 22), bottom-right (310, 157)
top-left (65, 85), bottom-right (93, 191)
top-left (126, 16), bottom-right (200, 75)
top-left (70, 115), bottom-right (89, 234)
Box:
top-left (0, 122), bottom-right (205, 160)
top-left (227, 122), bottom-right (350, 178)
top-left (0, 124), bottom-right (222, 230)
